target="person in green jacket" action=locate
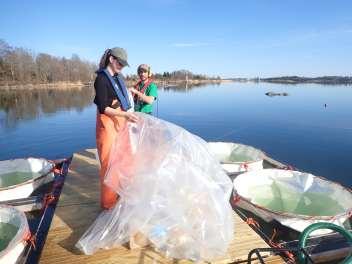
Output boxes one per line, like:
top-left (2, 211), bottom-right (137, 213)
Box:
top-left (129, 64), bottom-right (158, 114)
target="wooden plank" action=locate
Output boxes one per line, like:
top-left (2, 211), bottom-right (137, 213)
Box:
top-left (40, 149), bottom-right (282, 264)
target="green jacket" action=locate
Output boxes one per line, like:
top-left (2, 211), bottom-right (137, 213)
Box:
top-left (134, 81), bottom-right (158, 113)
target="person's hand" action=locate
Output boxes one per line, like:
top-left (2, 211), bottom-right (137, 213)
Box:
top-left (125, 112), bottom-right (138, 123)
top-left (129, 88), bottom-right (139, 95)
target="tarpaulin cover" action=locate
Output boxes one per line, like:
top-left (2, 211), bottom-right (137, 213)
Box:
top-left (76, 114), bottom-right (234, 261)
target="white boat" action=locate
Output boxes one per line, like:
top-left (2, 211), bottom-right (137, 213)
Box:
top-left (233, 169), bottom-right (352, 235)
top-left (207, 142), bottom-right (265, 173)
top-left (0, 158), bottom-right (55, 202)
top-left (0, 206), bottom-right (29, 264)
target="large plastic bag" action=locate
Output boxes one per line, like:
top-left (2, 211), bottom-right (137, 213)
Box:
top-left (76, 113), bottom-right (234, 261)
top-left (76, 114), bottom-right (234, 259)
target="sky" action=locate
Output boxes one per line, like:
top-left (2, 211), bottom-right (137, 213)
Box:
top-left (1, 0), bottom-right (352, 78)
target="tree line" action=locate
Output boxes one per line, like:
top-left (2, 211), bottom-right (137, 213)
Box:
top-left (261, 76), bottom-right (352, 85)
top-left (126, 69), bottom-right (219, 82)
top-left (0, 40), bottom-right (219, 86)
top-left (0, 39), bottom-right (96, 85)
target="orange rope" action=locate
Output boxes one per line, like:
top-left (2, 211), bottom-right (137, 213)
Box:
top-left (25, 160), bottom-right (68, 254)
top-left (41, 162), bottom-right (63, 211)
top-left (24, 232), bottom-right (37, 250)
top-left (246, 218), bottom-right (260, 229)
top-left (270, 228), bottom-right (278, 243)
top-left (41, 194), bottom-right (57, 212)
top-left (232, 194), bottom-right (241, 206)
top-left (268, 229), bottom-right (295, 261)
top-left (237, 208), bottom-right (297, 262)
top-left (54, 167), bottom-right (61, 174)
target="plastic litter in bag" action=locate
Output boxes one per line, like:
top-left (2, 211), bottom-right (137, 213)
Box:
top-left (76, 113), bottom-right (234, 261)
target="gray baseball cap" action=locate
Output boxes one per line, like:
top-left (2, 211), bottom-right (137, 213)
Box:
top-left (110, 47), bottom-right (129, 67)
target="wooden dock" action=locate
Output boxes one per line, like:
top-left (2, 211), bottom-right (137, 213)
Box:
top-left (40, 149), bottom-right (284, 264)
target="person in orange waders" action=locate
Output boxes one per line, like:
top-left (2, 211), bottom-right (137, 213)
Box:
top-left (94, 47), bottom-right (138, 210)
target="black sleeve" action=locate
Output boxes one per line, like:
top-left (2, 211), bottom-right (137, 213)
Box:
top-left (94, 74), bottom-right (110, 114)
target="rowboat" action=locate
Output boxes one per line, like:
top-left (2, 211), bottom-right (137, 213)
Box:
top-left (232, 169), bottom-right (352, 235)
top-left (0, 205), bottom-right (29, 264)
top-left (0, 158), bottom-right (55, 202)
top-left (207, 142), bottom-right (265, 173)
top-left (209, 142), bottom-right (352, 262)
top-left (3, 158), bottom-right (70, 264)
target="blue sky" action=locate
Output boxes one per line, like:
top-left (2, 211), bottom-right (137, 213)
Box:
top-left (1, 0), bottom-right (351, 77)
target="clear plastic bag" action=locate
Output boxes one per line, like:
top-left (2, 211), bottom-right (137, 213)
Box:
top-left (76, 114), bottom-right (234, 261)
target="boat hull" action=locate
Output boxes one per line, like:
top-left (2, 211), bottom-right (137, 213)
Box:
top-left (0, 158), bottom-right (54, 202)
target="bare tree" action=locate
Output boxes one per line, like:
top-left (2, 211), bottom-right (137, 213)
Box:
top-left (0, 40), bottom-right (97, 86)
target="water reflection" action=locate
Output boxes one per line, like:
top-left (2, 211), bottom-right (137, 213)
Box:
top-left (0, 86), bottom-right (94, 128)
top-left (161, 81), bottom-right (221, 92)
top-left (0, 82), bottom-right (216, 128)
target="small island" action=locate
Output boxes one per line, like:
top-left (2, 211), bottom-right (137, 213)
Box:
top-left (260, 76), bottom-right (352, 85)
top-left (265, 91), bottom-right (289, 97)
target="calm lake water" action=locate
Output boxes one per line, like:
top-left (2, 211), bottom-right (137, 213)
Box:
top-left (1, 82), bottom-right (351, 187)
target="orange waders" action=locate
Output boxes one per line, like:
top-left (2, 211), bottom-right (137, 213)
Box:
top-left (96, 111), bottom-right (126, 210)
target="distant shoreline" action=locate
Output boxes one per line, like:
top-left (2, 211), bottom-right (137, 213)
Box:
top-left (4, 76), bottom-right (352, 90)
top-left (261, 76), bottom-right (352, 85)
top-left (230, 76), bottom-right (352, 85)
top-left (0, 82), bottom-right (91, 90)
top-left (151, 79), bottom-right (228, 87)
top-left (0, 79), bottom-right (230, 90)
